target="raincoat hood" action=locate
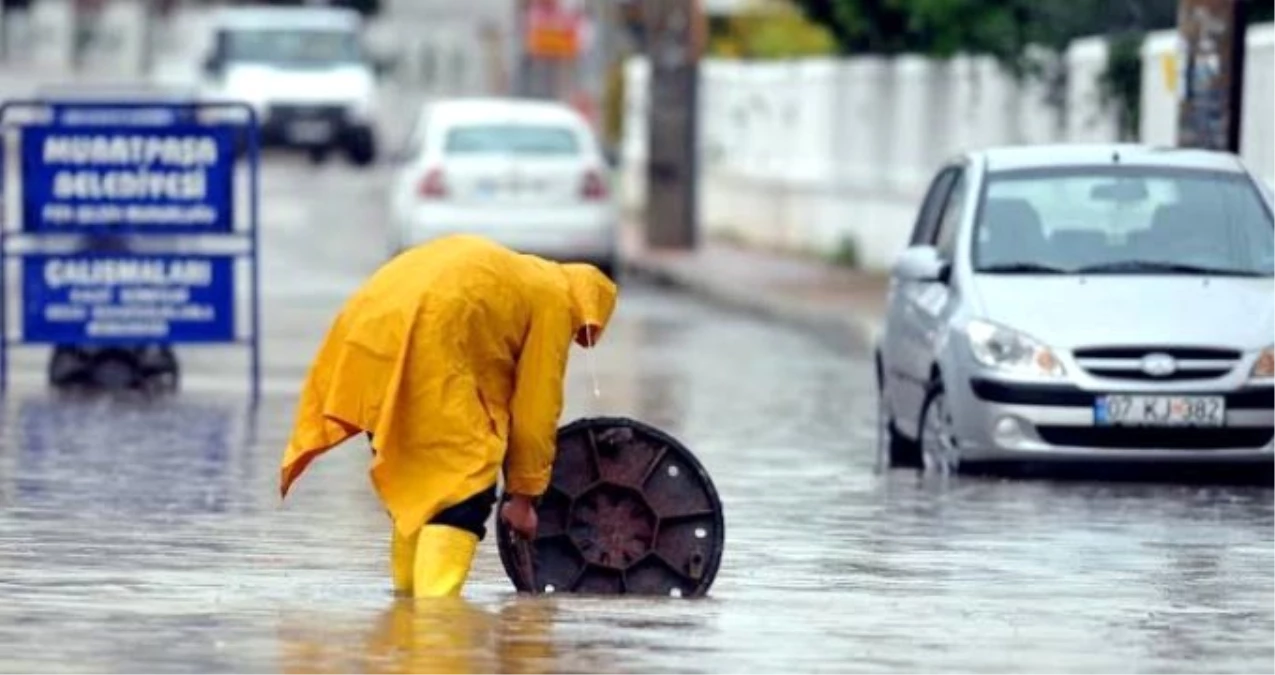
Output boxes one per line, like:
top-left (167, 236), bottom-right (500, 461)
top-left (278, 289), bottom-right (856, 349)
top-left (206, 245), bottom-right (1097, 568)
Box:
top-left (562, 263), bottom-right (617, 347)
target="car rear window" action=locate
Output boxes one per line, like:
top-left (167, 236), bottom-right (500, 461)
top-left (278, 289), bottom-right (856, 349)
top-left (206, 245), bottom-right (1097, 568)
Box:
top-left (973, 166), bottom-right (1274, 276)
top-left (443, 124), bottom-right (580, 156)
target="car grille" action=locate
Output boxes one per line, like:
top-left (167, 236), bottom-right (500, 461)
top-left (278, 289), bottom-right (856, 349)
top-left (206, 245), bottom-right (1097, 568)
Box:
top-left (1036, 426), bottom-right (1274, 450)
top-left (266, 104), bottom-right (347, 123)
top-left (1072, 346), bottom-right (1240, 382)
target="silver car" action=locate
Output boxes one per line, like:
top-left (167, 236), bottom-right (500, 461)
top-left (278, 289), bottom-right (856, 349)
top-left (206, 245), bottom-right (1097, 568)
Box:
top-left (875, 143), bottom-right (1274, 472)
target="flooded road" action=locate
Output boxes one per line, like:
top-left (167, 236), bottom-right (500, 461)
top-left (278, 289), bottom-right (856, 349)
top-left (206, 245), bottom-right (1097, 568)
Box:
top-left (0, 155), bottom-right (1271, 674)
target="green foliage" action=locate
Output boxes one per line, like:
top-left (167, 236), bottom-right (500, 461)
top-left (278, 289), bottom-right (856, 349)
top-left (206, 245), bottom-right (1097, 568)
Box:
top-left (827, 234), bottom-right (861, 269)
top-left (787, 0), bottom-right (1197, 132)
top-left (708, 4), bottom-right (839, 59)
top-left (791, 0), bottom-right (1181, 74)
top-left (1099, 31), bottom-right (1146, 141)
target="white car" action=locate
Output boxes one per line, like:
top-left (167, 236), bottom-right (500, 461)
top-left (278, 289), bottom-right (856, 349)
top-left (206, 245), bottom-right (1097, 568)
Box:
top-left (875, 143), bottom-right (1274, 473)
top-left (198, 5), bottom-right (380, 166)
top-left (387, 98), bottom-right (619, 277)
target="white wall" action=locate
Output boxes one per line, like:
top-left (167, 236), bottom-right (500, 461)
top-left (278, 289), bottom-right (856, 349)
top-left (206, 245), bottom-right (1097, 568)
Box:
top-left (621, 24), bottom-right (1275, 271)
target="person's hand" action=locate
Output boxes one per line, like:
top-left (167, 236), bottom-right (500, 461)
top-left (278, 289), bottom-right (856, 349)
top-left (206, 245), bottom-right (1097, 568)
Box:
top-left (500, 494), bottom-right (539, 540)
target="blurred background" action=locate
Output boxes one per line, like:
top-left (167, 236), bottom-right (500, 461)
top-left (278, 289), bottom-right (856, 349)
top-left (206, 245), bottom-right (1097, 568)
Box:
top-left (0, 2), bottom-right (1272, 672)
top-left (0, 0), bottom-right (1269, 272)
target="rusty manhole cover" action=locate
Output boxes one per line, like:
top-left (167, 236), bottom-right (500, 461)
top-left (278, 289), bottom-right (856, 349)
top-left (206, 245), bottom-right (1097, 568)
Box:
top-left (497, 417), bottom-right (725, 598)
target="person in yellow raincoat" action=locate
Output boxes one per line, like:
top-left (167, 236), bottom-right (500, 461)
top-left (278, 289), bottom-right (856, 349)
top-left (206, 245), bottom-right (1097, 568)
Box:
top-left (278, 234), bottom-right (618, 598)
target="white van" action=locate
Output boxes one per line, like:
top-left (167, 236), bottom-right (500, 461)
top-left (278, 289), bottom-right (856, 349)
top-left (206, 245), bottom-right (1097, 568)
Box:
top-left (199, 5), bottom-right (381, 166)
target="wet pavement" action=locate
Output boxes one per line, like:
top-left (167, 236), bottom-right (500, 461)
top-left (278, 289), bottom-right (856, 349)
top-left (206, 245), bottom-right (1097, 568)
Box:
top-left (0, 154), bottom-right (1272, 674)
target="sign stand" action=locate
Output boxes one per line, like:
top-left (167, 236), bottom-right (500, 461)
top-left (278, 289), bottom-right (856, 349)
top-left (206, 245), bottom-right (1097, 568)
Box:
top-left (0, 100), bottom-right (262, 400)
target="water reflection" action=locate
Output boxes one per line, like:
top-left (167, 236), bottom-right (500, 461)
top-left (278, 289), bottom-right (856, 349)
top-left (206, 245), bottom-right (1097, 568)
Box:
top-left (3, 392), bottom-right (254, 515)
top-left (278, 598), bottom-right (560, 674)
top-left (0, 284), bottom-right (1270, 673)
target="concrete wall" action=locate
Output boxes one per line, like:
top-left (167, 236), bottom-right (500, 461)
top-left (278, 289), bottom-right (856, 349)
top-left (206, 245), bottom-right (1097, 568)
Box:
top-left (620, 24), bottom-right (1275, 271)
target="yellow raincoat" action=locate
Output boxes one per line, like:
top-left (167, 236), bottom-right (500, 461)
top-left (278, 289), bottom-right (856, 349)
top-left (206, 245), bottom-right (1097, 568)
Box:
top-left (279, 234), bottom-right (618, 538)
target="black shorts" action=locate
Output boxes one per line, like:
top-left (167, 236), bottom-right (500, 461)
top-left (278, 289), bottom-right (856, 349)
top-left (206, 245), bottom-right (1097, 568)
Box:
top-left (431, 485), bottom-right (498, 540)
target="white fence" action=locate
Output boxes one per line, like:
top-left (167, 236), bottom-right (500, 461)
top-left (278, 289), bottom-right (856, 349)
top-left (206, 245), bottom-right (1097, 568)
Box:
top-left (620, 24), bottom-right (1275, 271)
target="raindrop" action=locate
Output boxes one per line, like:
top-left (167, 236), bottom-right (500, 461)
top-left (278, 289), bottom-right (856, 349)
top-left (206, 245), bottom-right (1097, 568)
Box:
top-left (694, 527), bottom-right (707, 539)
top-left (667, 465), bottom-right (680, 477)
top-left (669, 587), bottom-right (682, 598)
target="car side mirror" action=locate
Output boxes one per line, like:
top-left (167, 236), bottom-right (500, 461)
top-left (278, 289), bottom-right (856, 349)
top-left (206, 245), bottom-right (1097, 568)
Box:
top-left (893, 245), bottom-right (950, 283)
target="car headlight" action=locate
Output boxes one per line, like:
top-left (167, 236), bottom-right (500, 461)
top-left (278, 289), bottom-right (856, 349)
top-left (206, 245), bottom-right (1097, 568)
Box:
top-left (1250, 346), bottom-right (1274, 379)
top-left (966, 319), bottom-right (1065, 377)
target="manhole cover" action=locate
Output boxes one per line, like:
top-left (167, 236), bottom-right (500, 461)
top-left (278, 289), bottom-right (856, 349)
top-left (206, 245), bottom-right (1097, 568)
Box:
top-left (496, 417), bottom-right (725, 598)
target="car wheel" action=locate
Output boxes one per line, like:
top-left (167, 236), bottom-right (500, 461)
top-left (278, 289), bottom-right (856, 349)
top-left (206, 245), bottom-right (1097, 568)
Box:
top-left (876, 377), bottom-right (920, 470)
top-left (344, 129), bottom-right (378, 167)
top-left (307, 145), bottom-right (330, 165)
top-left (919, 383), bottom-right (960, 475)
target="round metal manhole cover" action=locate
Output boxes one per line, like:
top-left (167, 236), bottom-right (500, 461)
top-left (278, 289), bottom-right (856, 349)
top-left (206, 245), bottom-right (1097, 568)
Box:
top-left (497, 417), bottom-right (725, 598)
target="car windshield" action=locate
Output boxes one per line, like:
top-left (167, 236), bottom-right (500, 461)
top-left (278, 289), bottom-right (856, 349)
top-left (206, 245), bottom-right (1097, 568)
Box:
top-left (444, 124), bottom-right (580, 156)
top-left (221, 28), bottom-right (362, 66)
top-left (973, 166), bottom-right (1275, 276)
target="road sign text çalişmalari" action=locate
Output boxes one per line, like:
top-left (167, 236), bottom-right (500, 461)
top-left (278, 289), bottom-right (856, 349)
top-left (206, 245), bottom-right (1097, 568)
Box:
top-left (23, 255), bottom-right (235, 342)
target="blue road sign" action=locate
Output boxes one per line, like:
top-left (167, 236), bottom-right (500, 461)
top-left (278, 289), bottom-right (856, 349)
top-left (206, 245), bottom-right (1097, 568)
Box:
top-left (20, 124), bottom-right (238, 235)
top-left (21, 253), bottom-right (236, 344)
top-left (0, 99), bottom-right (262, 398)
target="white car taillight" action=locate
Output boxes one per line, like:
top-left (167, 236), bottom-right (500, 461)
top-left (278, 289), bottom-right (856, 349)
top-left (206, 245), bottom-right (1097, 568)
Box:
top-left (581, 169), bottom-right (608, 201)
top-left (418, 168), bottom-right (447, 199)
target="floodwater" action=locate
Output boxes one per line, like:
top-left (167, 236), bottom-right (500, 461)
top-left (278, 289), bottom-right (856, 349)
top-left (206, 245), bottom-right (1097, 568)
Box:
top-left (0, 121), bottom-right (1270, 673)
top-left (0, 286), bottom-right (1270, 673)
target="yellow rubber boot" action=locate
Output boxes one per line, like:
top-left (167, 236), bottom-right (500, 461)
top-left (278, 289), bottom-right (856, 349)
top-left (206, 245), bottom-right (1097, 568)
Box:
top-left (412, 525), bottom-right (479, 599)
top-left (390, 526), bottom-right (419, 596)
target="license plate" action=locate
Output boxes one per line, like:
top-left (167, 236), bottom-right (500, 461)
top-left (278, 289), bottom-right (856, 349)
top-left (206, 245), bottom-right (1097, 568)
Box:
top-left (286, 120), bottom-right (332, 143)
top-left (1095, 395), bottom-right (1226, 427)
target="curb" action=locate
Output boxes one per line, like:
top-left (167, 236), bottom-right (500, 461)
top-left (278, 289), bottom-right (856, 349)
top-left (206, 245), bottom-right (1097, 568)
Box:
top-left (621, 255), bottom-right (883, 356)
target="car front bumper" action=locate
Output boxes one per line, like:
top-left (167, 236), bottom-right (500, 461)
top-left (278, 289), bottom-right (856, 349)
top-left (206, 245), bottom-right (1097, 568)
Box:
top-left (949, 377), bottom-right (1275, 463)
top-left (259, 103), bottom-right (371, 147)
